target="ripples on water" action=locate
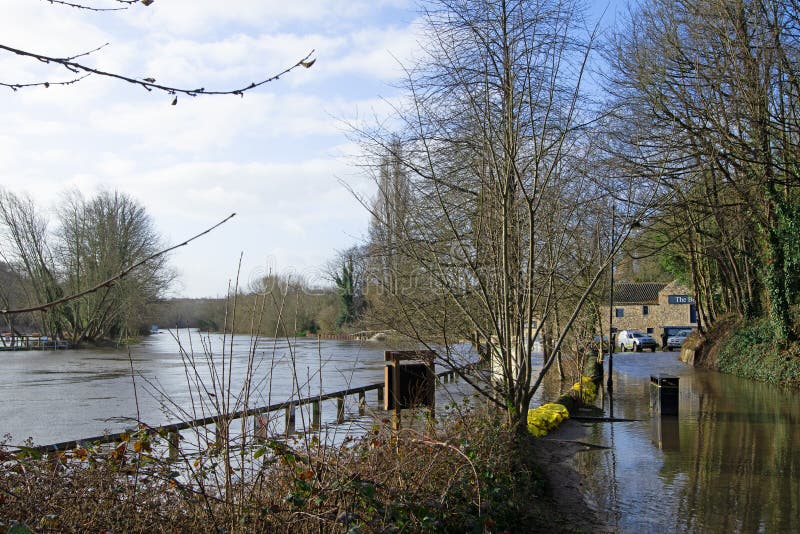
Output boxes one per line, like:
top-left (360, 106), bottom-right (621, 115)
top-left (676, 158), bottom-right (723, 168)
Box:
top-left (0, 330), bottom-right (482, 445)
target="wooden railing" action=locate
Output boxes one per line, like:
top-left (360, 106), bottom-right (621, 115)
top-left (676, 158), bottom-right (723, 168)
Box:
top-left (314, 331), bottom-right (386, 341)
top-left (0, 335), bottom-right (71, 351)
top-left (30, 362), bottom-right (481, 453)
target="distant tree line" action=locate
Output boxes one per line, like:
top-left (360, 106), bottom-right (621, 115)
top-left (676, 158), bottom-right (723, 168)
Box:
top-left (150, 274), bottom-right (341, 337)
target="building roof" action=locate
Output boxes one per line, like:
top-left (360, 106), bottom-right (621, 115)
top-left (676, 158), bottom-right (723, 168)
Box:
top-left (613, 282), bottom-right (668, 304)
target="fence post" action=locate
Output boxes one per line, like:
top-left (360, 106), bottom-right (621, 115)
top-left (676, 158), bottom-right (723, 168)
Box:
top-left (167, 431), bottom-right (180, 461)
top-left (285, 403), bottom-right (296, 436)
top-left (215, 420), bottom-right (229, 447)
top-left (358, 391), bottom-right (366, 415)
top-left (312, 400), bottom-right (321, 429)
top-left (336, 397), bottom-right (345, 424)
top-left (254, 415), bottom-right (269, 441)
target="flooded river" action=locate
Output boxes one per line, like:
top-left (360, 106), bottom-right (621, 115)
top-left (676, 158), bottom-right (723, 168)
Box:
top-left (575, 352), bottom-right (800, 533)
top-left (0, 331), bottom-right (474, 446)
top-left (6, 333), bottom-right (796, 531)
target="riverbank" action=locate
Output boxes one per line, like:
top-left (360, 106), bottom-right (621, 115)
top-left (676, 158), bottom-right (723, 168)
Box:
top-left (0, 407), bottom-right (602, 533)
top-left (535, 419), bottom-right (611, 532)
top-left (680, 315), bottom-right (800, 388)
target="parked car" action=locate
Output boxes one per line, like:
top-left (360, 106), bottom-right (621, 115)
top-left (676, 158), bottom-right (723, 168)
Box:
top-left (617, 329), bottom-right (658, 352)
top-left (585, 335), bottom-right (609, 353)
top-left (667, 330), bottom-right (692, 351)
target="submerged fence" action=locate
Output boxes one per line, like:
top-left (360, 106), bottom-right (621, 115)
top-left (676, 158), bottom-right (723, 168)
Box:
top-left (30, 362), bottom-right (480, 454)
top-left (0, 335), bottom-right (71, 351)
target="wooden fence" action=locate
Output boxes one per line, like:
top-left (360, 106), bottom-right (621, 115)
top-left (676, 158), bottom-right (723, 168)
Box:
top-left (30, 362), bottom-right (480, 454)
top-left (0, 335), bottom-right (71, 351)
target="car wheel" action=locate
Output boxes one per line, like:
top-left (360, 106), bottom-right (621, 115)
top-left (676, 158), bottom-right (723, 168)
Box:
top-left (651, 347), bottom-right (657, 352)
top-left (636, 344), bottom-right (642, 352)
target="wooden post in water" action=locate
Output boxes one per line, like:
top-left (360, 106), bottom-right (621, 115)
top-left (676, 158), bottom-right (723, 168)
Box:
top-left (391, 354), bottom-right (402, 430)
top-left (312, 400), bottom-right (321, 429)
top-left (215, 420), bottom-right (229, 447)
top-left (358, 391), bottom-right (366, 415)
top-left (168, 431), bottom-right (180, 461)
top-left (254, 415), bottom-right (269, 441)
top-left (285, 403), bottom-right (296, 436)
top-left (377, 386), bottom-right (383, 402)
top-left (336, 397), bottom-right (345, 424)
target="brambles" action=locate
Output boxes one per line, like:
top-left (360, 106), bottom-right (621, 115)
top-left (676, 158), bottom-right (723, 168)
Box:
top-left (0, 405), bottom-right (562, 532)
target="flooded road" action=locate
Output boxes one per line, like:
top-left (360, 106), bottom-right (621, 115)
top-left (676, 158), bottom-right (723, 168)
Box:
top-left (0, 331), bottom-right (475, 446)
top-left (574, 352), bottom-right (800, 533)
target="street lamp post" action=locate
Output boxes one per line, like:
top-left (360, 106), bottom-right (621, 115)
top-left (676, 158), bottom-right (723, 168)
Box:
top-left (607, 206), bottom-right (615, 392)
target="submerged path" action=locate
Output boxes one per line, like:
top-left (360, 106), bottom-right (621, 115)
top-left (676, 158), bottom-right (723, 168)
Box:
top-left (563, 351), bottom-right (800, 533)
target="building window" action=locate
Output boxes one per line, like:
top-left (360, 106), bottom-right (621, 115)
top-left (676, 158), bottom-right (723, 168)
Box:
top-left (643, 305), bottom-right (649, 315)
top-left (615, 308), bottom-right (624, 318)
top-left (647, 327), bottom-right (654, 334)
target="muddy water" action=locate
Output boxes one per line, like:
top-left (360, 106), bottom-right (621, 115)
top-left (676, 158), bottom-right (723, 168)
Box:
top-left (573, 352), bottom-right (800, 533)
top-left (0, 331), bottom-right (477, 446)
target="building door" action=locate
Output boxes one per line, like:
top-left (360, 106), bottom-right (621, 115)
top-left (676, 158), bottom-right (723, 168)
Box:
top-left (690, 304), bottom-right (697, 324)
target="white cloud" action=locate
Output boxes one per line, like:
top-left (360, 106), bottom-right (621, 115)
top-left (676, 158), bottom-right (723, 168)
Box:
top-left (0, 0), bottom-right (419, 296)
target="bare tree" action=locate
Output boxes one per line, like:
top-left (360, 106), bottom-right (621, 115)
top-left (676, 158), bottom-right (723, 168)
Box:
top-left (355, 0), bottom-right (647, 431)
top-left (0, 190), bottom-right (66, 335)
top-left (54, 190), bottom-right (174, 342)
top-left (0, 189), bottom-right (175, 343)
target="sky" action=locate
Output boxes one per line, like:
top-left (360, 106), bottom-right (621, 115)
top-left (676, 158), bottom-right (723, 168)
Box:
top-left (0, 0), bottom-right (625, 298)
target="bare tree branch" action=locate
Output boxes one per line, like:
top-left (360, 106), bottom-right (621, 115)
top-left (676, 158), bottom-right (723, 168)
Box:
top-left (42, 0), bottom-right (138, 12)
top-left (0, 212), bottom-right (236, 315)
top-left (0, 41), bottom-right (316, 98)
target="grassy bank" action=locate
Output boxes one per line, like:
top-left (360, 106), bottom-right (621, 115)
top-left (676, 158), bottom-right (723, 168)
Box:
top-left (0, 404), bottom-right (590, 533)
top-left (700, 316), bottom-right (800, 388)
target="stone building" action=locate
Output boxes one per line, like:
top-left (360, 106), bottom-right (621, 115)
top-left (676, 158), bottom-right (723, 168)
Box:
top-left (598, 280), bottom-right (697, 344)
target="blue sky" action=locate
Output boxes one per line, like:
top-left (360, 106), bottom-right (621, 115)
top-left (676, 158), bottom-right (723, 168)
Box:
top-left (0, 0), bottom-right (625, 298)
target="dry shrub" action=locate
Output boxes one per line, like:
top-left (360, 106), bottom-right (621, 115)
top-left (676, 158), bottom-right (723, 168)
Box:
top-left (0, 402), bottom-right (558, 533)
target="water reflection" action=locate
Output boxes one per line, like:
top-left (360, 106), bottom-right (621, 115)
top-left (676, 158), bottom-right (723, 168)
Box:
top-left (574, 352), bottom-right (800, 533)
top-left (650, 416), bottom-right (680, 451)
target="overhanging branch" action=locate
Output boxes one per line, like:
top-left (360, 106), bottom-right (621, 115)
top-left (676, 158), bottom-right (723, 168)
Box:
top-left (0, 42), bottom-right (316, 98)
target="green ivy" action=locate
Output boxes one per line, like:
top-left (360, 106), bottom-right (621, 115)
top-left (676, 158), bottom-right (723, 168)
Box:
top-left (717, 317), bottom-right (800, 386)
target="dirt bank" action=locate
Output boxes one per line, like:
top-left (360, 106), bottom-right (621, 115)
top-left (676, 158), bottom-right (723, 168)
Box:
top-left (534, 419), bottom-right (614, 532)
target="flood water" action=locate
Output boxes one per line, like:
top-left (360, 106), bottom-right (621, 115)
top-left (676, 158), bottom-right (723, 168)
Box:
top-left (574, 352), bottom-right (800, 533)
top-left (0, 330), bottom-right (478, 446)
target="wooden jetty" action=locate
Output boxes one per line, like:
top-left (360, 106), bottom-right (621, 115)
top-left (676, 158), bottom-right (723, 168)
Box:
top-left (0, 334), bottom-right (71, 351)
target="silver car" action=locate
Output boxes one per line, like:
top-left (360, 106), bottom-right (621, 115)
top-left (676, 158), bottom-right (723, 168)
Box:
top-left (617, 330), bottom-right (659, 352)
top-left (666, 330), bottom-right (692, 351)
